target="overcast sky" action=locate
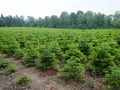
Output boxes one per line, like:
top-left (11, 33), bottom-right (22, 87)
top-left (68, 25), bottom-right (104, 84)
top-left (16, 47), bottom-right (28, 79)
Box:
top-left (0, 0), bottom-right (120, 18)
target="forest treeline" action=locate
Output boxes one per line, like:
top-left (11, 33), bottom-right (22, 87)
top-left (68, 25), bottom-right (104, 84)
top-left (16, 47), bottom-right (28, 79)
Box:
top-left (0, 10), bottom-right (120, 29)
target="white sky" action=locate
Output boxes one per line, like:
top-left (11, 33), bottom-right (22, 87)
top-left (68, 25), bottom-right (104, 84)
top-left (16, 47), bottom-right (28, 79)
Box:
top-left (0, 0), bottom-right (120, 18)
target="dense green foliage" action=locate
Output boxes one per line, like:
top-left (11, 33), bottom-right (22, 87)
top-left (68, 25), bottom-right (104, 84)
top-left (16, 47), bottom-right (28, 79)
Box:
top-left (0, 28), bottom-right (120, 80)
top-left (15, 75), bottom-right (32, 85)
top-left (0, 48), bottom-right (17, 75)
top-left (60, 57), bottom-right (85, 79)
top-left (104, 67), bottom-right (120, 89)
top-left (0, 53), bottom-right (5, 60)
top-left (89, 46), bottom-right (116, 75)
top-left (0, 10), bottom-right (120, 29)
top-left (35, 45), bottom-right (60, 70)
top-left (0, 59), bottom-right (17, 75)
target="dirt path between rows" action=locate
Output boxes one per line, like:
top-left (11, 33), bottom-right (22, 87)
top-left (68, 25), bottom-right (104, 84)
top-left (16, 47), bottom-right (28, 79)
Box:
top-left (0, 57), bottom-right (68, 90)
top-left (0, 57), bottom-right (106, 90)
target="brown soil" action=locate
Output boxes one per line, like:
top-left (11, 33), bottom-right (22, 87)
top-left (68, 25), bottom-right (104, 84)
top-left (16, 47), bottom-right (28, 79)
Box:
top-left (0, 56), bottom-right (107, 90)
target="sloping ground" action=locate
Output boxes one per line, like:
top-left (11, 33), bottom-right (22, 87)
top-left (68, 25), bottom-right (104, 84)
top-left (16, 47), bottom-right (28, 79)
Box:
top-left (0, 56), bottom-right (106, 90)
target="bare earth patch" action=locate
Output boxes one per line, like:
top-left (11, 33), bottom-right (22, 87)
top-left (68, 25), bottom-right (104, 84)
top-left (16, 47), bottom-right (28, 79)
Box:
top-left (0, 57), bottom-right (107, 90)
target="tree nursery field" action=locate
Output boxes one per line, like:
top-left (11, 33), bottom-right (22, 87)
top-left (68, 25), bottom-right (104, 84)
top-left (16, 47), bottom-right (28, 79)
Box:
top-left (0, 27), bottom-right (120, 90)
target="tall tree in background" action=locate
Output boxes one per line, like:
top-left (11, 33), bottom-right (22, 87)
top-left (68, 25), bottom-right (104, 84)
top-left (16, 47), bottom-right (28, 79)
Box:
top-left (59, 11), bottom-right (69, 28)
top-left (36, 17), bottom-right (45, 27)
top-left (13, 15), bottom-right (25, 26)
top-left (50, 15), bottom-right (59, 28)
top-left (112, 11), bottom-right (120, 28)
top-left (85, 11), bottom-right (95, 29)
top-left (44, 16), bottom-right (50, 27)
top-left (94, 13), bottom-right (105, 28)
top-left (69, 12), bottom-right (77, 28)
top-left (104, 15), bottom-right (112, 28)
top-left (25, 16), bottom-right (36, 27)
top-left (0, 14), bottom-right (6, 27)
top-left (77, 12), bottom-right (87, 29)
